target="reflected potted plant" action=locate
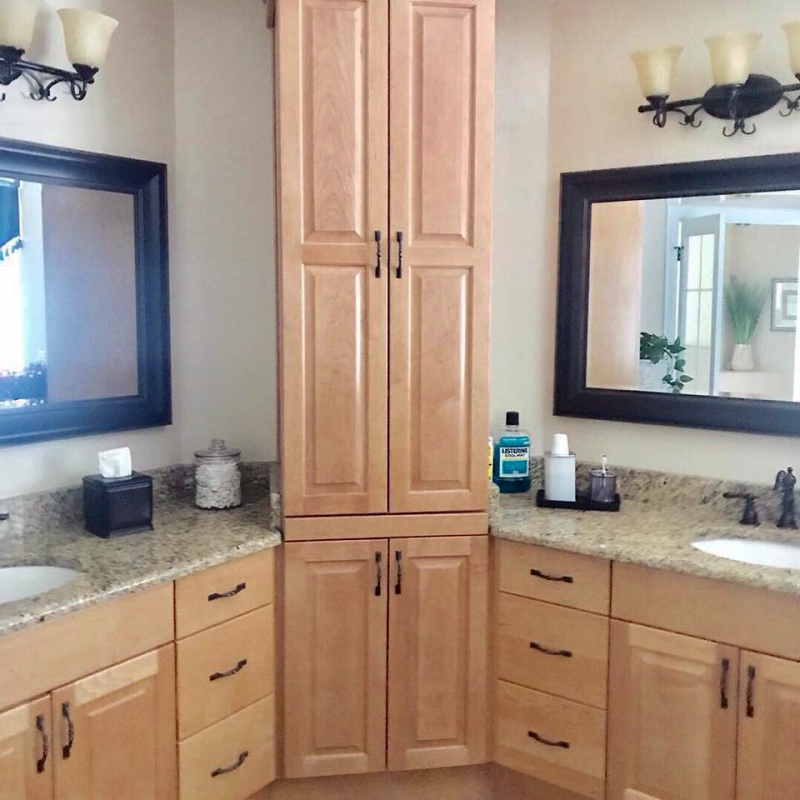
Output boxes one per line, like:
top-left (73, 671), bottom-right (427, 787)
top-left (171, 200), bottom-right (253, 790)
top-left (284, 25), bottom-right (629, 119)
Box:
top-left (639, 332), bottom-right (693, 393)
top-left (725, 277), bottom-right (767, 372)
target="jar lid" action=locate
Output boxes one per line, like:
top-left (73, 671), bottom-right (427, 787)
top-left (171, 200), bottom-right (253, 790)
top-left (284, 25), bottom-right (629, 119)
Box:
top-left (590, 467), bottom-right (616, 478)
top-left (195, 438), bottom-right (241, 460)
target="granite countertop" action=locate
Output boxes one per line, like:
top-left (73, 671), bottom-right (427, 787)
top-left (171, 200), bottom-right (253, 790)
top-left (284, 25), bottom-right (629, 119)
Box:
top-left (490, 490), bottom-right (800, 597)
top-left (0, 493), bottom-right (281, 638)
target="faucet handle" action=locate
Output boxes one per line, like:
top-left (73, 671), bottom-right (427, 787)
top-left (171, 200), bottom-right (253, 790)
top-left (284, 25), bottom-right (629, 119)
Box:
top-left (723, 492), bottom-right (759, 526)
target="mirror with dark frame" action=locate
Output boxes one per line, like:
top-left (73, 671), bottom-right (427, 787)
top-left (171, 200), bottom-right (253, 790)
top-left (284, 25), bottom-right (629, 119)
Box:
top-left (555, 152), bottom-right (800, 437)
top-left (0, 139), bottom-right (170, 447)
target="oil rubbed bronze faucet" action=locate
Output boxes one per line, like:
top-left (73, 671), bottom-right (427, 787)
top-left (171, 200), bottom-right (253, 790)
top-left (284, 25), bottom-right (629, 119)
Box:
top-left (774, 467), bottom-right (798, 530)
top-left (723, 492), bottom-right (760, 526)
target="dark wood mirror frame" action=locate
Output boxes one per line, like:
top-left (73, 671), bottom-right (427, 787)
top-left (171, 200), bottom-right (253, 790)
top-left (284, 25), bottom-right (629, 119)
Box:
top-left (0, 138), bottom-right (170, 447)
top-left (555, 151), bottom-right (800, 438)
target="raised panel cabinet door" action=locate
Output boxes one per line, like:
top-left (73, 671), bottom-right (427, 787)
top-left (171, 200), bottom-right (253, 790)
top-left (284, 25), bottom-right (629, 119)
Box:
top-left (277, 0), bottom-right (390, 517)
top-left (284, 540), bottom-right (389, 777)
top-left (52, 645), bottom-right (177, 800)
top-left (0, 697), bottom-right (52, 800)
top-left (607, 621), bottom-right (737, 800)
top-left (387, 535), bottom-right (489, 770)
top-left (389, 0), bottom-right (494, 514)
top-left (737, 651), bottom-right (800, 800)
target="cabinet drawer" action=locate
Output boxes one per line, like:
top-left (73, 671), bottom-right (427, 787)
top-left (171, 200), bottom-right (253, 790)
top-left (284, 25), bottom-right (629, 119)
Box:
top-left (176, 549), bottom-right (275, 639)
top-left (179, 695), bottom-right (275, 800)
top-left (494, 680), bottom-right (606, 800)
top-left (497, 593), bottom-right (608, 709)
top-left (496, 540), bottom-right (610, 614)
top-left (177, 607), bottom-right (275, 739)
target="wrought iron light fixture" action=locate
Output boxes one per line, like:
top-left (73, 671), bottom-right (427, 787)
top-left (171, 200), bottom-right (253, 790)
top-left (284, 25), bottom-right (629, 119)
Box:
top-left (0, 0), bottom-right (118, 102)
top-left (632, 24), bottom-right (800, 136)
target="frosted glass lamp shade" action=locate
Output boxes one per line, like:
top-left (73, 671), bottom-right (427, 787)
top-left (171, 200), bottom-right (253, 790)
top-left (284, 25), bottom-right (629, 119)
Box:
top-left (630, 46), bottom-right (683, 98)
top-left (57, 8), bottom-right (118, 69)
top-left (0, 0), bottom-right (40, 51)
top-left (783, 21), bottom-right (800, 77)
top-left (705, 32), bottom-right (761, 86)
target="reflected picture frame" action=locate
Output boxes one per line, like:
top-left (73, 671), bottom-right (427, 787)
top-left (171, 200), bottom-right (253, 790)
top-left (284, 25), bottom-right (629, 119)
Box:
top-left (772, 278), bottom-right (798, 332)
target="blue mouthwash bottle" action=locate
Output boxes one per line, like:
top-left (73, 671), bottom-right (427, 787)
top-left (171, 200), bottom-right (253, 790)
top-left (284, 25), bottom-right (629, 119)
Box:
top-left (493, 411), bottom-right (532, 494)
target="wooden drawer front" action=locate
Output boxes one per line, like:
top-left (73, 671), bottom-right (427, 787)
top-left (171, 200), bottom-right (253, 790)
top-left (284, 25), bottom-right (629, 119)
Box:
top-left (497, 593), bottom-right (609, 709)
top-left (179, 695), bottom-right (275, 800)
top-left (496, 540), bottom-right (610, 615)
top-left (176, 550), bottom-right (275, 639)
top-left (177, 607), bottom-right (274, 739)
top-left (494, 680), bottom-right (606, 800)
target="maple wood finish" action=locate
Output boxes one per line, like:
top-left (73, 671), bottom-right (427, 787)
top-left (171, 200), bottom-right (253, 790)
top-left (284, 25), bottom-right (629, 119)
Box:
top-left (283, 540), bottom-right (389, 777)
top-left (607, 621), bottom-right (738, 800)
top-left (388, 536), bottom-right (489, 770)
top-left (496, 540), bottom-right (611, 615)
top-left (494, 681), bottom-right (606, 800)
top-left (174, 549), bottom-right (275, 639)
top-left (176, 606), bottom-right (275, 739)
top-left (52, 645), bottom-right (177, 800)
top-left (496, 593), bottom-right (609, 710)
top-left (0, 696), bottom-right (52, 800)
top-left (737, 650), bottom-right (800, 800)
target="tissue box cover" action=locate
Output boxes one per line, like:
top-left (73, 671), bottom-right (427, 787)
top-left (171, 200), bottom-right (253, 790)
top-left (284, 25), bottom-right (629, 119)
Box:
top-left (83, 472), bottom-right (154, 538)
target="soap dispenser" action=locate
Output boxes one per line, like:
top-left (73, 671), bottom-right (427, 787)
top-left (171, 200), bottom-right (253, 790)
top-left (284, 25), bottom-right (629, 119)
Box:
top-left (544, 434), bottom-right (576, 503)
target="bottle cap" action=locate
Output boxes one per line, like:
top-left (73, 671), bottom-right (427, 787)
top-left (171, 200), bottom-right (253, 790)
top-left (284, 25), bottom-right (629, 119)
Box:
top-left (506, 411), bottom-right (520, 426)
top-left (551, 433), bottom-right (570, 456)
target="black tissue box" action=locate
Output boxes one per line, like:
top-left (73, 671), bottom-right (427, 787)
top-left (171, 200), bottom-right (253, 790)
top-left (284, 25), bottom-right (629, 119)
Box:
top-left (83, 472), bottom-right (154, 538)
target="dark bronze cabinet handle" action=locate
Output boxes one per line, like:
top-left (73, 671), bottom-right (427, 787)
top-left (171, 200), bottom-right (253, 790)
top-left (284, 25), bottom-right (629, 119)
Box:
top-left (530, 568), bottom-right (574, 584)
top-left (375, 552), bottom-right (382, 597)
top-left (36, 714), bottom-right (49, 774)
top-left (720, 658), bottom-right (730, 709)
top-left (61, 702), bottom-right (74, 759)
top-left (396, 231), bottom-right (404, 279)
top-left (528, 730), bottom-right (570, 749)
top-left (208, 582), bottom-right (246, 602)
top-left (374, 230), bottom-right (382, 278)
top-left (747, 665), bottom-right (756, 718)
top-left (211, 750), bottom-right (249, 778)
top-left (210, 659), bottom-right (248, 682)
top-left (395, 551), bottom-right (403, 595)
top-left (530, 641), bottom-right (573, 658)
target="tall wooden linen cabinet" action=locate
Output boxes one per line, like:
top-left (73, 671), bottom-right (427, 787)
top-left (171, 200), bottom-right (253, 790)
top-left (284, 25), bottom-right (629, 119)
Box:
top-left (275, 0), bottom-right (495, 780)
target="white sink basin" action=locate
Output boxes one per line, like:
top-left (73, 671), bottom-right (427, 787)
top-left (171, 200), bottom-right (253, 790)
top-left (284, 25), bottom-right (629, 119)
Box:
top-left (692, 538), bottom-right (800, 570)
top-left (0, 566), bottom-right (81, 604)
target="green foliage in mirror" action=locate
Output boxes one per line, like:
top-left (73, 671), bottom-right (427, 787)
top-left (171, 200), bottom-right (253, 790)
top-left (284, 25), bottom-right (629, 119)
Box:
top-left (725, 277), bottom-right (767, 344)
top-left (640, 332), bottom-right (694, 393)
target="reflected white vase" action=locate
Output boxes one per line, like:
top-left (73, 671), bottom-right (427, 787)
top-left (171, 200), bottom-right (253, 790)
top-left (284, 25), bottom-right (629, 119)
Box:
top-left (638, 360), bottom-right (670, 392)
top-left (731, 343), bottom-right (755, 372)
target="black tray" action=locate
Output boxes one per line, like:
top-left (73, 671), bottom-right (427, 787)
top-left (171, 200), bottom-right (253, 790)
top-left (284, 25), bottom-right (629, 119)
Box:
top-left (535, 489), bottom-right (621, 512)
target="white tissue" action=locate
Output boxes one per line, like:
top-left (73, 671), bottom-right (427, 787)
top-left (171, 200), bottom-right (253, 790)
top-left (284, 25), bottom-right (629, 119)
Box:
top-left (99, 447), bottom-right (132, 479)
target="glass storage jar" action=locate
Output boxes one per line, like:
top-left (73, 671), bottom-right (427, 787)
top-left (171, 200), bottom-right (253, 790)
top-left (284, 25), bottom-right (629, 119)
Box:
top-left (194, 439), bottom-right (242, 510)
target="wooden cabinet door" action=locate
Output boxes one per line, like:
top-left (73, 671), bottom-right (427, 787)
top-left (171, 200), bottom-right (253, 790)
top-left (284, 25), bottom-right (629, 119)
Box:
top-left (387, 536), bottom-right (488, 770)
top-left (277, 0), bottom-right (390, 517)
top-left (738, 651), bottom-right (800, 800)
top-left (0, 697), bottom-right (52, 800)
top-left (388, 0), bottom-right (494, 514)
top-left (52, 645), bottom-right (176, 800)
top-left (284, 540), bottom-right (389, 777)
top-left (608, 621), bottom-right (737, 800)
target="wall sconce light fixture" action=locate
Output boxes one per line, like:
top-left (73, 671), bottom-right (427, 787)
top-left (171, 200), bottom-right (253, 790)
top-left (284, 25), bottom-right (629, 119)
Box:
top-left (632, 24), bottom-right (800, 136)
top-left (0, 0), bottom-right (118, 102)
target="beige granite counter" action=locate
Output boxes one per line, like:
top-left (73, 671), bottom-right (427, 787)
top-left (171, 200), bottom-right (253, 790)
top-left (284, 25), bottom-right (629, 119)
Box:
top-left (490, 490), bottom-right (800, 597)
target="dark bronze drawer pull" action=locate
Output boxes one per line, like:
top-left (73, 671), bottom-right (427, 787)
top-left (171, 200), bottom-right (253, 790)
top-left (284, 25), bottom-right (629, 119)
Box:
top-left (375, 552), bottom-right (382, 597)
top-left (720, 658), bottom-right (730, 709)
top-left (36, 714), bottom-right (49, 773)
top-left (747, 665), bottom-right (756, 718)
top-left (528, 730), bottom-right (570, 749)
top-left (374, 230), bottom-right (382, 278)
top-left (208, 582), bottom-right (246, 602)
top-left (210, 658), bottom-right (248, 682)
top-left (61, 702), bottom-right (74, 759)
top-left (530, 641), bottom-right (573, 658)
top-left (530, 568), bottom-right (574, 584)
top-left (395, 550), bottom-right (403, 595)
top-left (211, 750), bottom-right (249, 778)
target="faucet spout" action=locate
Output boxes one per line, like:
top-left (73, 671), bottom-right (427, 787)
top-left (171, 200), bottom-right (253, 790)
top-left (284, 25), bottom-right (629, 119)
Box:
top-left (774, 467), bottom-right (798, 530)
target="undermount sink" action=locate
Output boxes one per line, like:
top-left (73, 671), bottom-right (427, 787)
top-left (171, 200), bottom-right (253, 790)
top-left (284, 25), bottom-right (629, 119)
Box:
top-left (0, 566), bottom-right (81, 604)
top-left (692, 538), bottom-right (800, 570)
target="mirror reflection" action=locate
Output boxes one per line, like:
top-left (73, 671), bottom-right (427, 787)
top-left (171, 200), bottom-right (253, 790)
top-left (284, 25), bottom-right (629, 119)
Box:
top-left (587, 191), bottom-right (800, 402)
top-left (0, 179), bottom-right (138, 410)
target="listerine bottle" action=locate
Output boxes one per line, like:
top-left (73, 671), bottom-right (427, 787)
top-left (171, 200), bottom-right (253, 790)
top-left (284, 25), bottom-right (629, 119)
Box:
top-left (493, 411), bottom-right (532, 493)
